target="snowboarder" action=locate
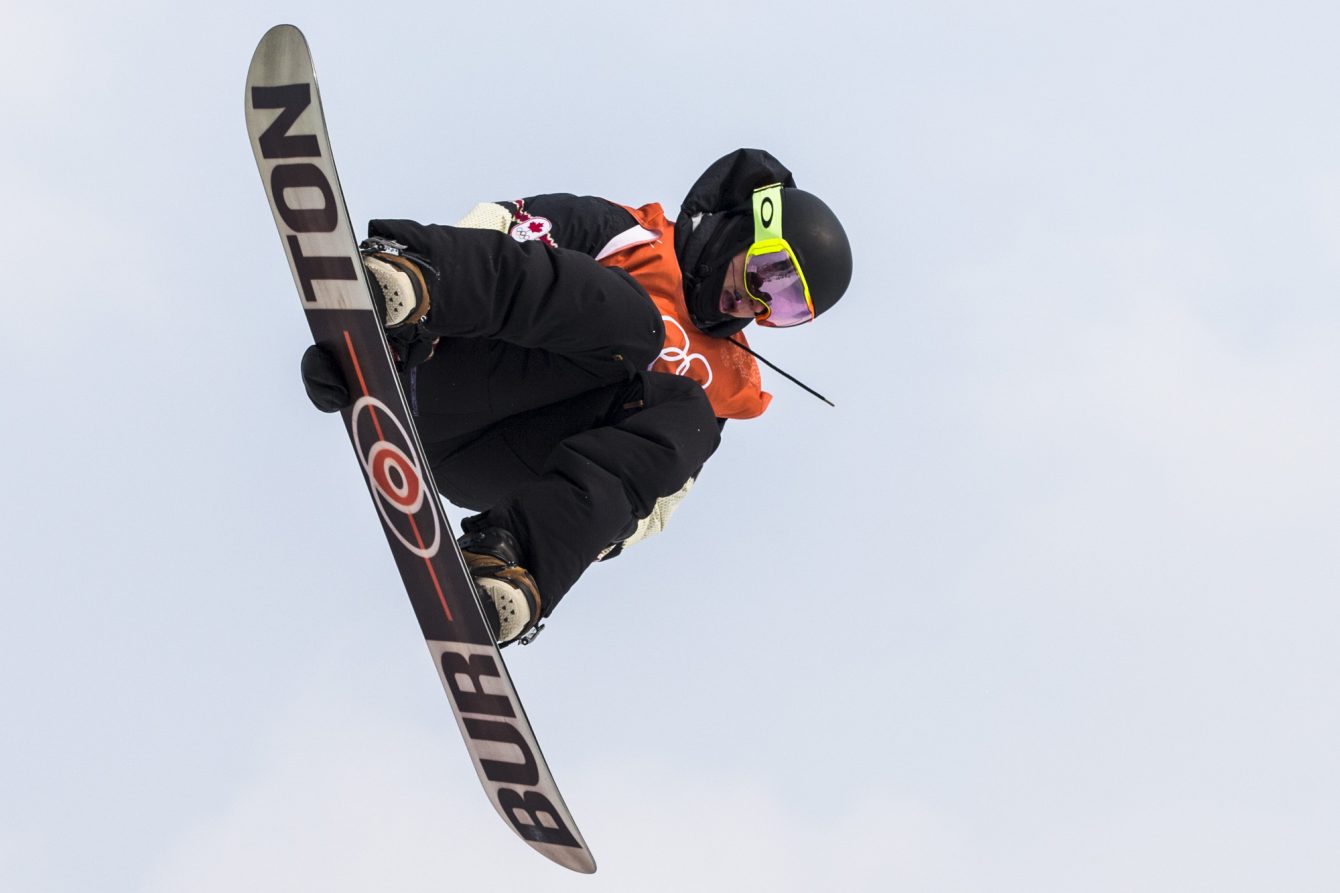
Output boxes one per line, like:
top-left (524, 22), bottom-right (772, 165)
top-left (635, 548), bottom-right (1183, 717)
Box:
top-left (299, 148), bottom-right (853, 645)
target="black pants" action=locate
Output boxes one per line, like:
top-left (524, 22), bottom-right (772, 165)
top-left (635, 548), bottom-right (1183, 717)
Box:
top-left (370, 220), bottom-right (722, 612)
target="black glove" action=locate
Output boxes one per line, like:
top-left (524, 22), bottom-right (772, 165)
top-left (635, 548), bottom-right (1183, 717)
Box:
top-left (387, 325), bottom-right (438, 369)
top-left (300, 344), bottom-right (350, 413)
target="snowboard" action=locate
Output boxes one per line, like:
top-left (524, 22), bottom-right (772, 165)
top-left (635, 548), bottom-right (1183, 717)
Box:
top-left (244, 24), bottom-right (595, 874)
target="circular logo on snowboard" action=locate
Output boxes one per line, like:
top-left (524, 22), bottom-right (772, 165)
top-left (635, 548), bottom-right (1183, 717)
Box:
top-left (351, 395), bottom-right (441, 559)
top-left (367, 441), bottom-right (424, 512)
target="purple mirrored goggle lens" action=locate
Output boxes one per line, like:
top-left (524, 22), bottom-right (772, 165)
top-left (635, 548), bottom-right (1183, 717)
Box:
top-left (745, 249), bottom-right (815, 328)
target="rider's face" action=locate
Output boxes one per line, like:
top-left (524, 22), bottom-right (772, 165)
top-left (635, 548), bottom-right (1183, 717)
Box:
top-left (718, 251), bottom-right (767, 320)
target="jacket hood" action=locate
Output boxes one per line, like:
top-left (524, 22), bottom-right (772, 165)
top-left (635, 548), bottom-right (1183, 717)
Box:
top-left (674, 148), bottom-right (794, 336)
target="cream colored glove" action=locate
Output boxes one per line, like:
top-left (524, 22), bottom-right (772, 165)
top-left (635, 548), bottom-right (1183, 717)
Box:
top-left (621, 477), bottom-right (693, 550)
top-left (454, 202), bottom-right (513, 232)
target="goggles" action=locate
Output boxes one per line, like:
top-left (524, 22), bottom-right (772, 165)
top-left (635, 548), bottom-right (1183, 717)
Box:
top-left (744, 184), bottom-right (815, 328)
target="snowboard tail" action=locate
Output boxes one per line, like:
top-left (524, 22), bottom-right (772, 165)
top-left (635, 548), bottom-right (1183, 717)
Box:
top-left (244, 24), bottom-right (595, 874)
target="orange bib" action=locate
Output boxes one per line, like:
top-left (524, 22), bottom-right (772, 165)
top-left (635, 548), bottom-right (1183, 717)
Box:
top-left (598, 203), bottom-right (772, 420)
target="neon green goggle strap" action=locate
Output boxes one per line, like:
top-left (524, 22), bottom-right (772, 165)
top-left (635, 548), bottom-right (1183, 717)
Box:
top-left (752, 183), bottom-right (784, 242)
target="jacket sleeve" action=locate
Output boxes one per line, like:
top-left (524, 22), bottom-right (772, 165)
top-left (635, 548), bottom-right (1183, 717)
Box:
top-left (367, 218), bottom-right (663, 366)
top-left (488, 194), bottom-right (640, 258)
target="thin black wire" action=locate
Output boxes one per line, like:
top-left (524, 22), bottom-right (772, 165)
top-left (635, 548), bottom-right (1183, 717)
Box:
top-left (727, 336), bottom-right (834, 407)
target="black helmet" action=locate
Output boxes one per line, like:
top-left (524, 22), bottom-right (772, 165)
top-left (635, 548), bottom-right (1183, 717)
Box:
top-left (771, 187), bottom-right (852, 321)
top-left (676, 148), bottom-right (853, 336)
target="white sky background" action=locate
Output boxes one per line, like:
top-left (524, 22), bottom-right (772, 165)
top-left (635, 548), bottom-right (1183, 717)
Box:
top-left (2, 0), bottom-right (1338, 889)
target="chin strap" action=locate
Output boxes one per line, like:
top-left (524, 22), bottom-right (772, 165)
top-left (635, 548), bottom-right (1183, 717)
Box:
top-left (727, 337), bottom-right (835, 407)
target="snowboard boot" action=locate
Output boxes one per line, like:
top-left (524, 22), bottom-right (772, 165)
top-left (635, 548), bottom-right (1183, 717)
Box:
top-left (359, 237), bottom-right (433, 329)
top-left (458, 527), bottom-right (543, 646)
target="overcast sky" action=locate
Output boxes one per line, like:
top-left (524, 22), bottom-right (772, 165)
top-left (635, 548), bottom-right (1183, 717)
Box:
top-left (3, 1), bottom-right (1338, 890)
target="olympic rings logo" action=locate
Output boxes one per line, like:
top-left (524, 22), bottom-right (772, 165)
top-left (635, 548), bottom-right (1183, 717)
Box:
top-left (657, 316), bottom-right (713, 388)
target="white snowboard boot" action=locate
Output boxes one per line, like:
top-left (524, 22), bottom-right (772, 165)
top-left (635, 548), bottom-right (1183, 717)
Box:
top-left (457, 527), bottom-right (543, 645)
top-left (359, 238), bottom-right (432, 328)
